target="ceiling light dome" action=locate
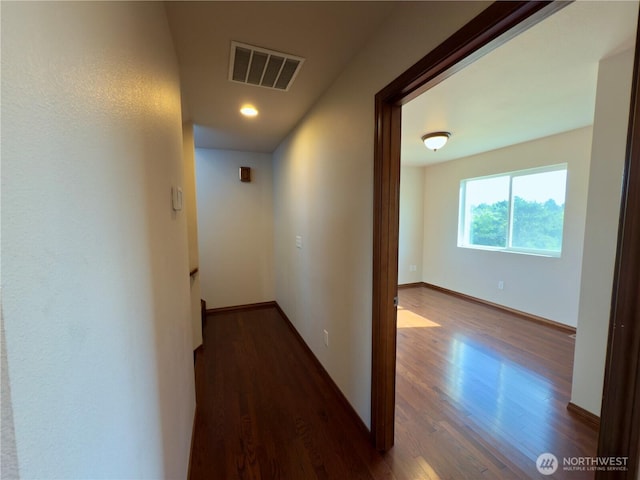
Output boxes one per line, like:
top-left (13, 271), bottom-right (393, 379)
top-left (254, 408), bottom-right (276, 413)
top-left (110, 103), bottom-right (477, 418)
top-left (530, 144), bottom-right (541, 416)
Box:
top-left (422, 131), bottom-right (451, 151)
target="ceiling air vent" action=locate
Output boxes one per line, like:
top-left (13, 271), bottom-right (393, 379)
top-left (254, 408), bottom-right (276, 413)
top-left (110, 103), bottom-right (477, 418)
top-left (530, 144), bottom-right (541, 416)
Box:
top-left (229, 41), bottom-right (305, 92)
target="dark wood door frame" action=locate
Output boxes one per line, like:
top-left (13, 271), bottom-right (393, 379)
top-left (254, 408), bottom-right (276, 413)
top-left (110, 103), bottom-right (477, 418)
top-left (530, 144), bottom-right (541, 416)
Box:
top-left (371, 1), bottom-right (640, 478)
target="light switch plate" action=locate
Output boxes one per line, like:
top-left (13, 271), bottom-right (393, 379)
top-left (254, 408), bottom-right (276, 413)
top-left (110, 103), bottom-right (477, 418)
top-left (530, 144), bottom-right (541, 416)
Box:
top-left (172, 186), bottom-right (183, 211)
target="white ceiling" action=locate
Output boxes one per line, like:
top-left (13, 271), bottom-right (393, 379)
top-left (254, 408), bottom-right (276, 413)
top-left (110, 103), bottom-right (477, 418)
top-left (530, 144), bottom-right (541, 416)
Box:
top-left (165, 1), bottom-right (396, 152)
top-left (401, 1), bottom-right (639, 166)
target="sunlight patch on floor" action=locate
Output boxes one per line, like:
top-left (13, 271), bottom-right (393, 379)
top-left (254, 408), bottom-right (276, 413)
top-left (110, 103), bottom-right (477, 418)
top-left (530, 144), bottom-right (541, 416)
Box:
top-left (415, 455), bottom-right (442, 479)
top-left (397, 307), bottom-right (441, 328)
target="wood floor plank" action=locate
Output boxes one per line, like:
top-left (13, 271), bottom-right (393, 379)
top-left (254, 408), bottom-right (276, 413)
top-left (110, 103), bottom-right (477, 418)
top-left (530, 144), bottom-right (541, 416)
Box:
top-left (190, 307), bottom-right (395, 480)
top-left (190, 288), bottom-right (597, 479)
top-left (390, 286), bottom-right (598, 479)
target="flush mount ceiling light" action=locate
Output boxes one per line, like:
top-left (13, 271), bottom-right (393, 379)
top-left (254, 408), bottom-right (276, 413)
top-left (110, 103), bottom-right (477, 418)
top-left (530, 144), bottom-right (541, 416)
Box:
top-left (422, 131), bottom-right (451, 151)
top-left (240, 105), bottom-right (258, 117)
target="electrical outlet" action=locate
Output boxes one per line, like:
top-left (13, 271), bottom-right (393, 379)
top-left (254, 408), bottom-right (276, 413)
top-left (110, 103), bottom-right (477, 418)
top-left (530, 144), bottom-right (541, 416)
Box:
top-left (498, 280), bottom-right (504, 290)
top-left (323, 329), bottom-right (329, 347)
top-left (296, 235), bottom-right (302, 249)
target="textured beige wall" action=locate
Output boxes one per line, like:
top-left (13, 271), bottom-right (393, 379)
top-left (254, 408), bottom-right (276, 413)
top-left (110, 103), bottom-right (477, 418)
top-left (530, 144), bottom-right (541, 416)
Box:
top-left (273, 1), bottom-right (490, 427)
top-left (399, 167), bottom-right (425, 285)
top-left (183, 123), bottom-right (203, 348)
top-left (1, 2), bottom-right (195, 477)
top-left (420, 128), bottom-right (592, 327)
top-left (572, 47), bottom-right (636, 416)
top-left (195, 148), bottom-right (275, 308)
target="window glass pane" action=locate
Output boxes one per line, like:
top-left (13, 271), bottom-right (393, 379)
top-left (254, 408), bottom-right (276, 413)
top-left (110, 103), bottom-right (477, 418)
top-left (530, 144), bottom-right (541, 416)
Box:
top-left (465, 176), bottom-right (509, 247)
top-left (510, 169), bottom-right (567, 252)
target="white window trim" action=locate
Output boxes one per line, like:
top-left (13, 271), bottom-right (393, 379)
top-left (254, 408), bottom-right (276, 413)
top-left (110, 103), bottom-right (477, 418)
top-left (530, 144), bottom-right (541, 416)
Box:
top-left (457, 163), bottom-right (568, 258)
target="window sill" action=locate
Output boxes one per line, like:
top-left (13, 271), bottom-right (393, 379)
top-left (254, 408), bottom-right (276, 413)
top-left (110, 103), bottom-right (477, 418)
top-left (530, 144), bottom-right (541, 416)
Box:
top-left (457, 244), bottom-right (561, 258)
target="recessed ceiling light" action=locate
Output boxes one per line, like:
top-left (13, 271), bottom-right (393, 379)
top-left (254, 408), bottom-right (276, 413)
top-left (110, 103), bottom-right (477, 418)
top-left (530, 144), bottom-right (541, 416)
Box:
top-left (240, 105), bottom-right (258, 117)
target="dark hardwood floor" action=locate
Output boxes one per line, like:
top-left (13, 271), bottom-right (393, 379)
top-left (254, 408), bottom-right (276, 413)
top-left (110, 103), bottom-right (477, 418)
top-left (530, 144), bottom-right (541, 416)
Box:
top-left (190, 287), bottom-right (597, 479)
top-left (189, 306), bottom-right (393, 479)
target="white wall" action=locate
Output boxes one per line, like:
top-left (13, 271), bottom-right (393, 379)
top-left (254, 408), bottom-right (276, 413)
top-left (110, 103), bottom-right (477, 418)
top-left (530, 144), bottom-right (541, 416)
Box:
top-left (1, 313), bottom-right (19, 479)
top-left (183, 123), bottom-right (203, 349)
top-left (195, 149), bottom-right (275, 308)
top-left (1, 3), bottom-right (195, 478)
top-left (571, 48), bottom-right (636, 416)
top-left (399, 167), bottom-right (425, 285)
top-left (273, 1), bottom-right (490, 427)
top-left (420, 128), bottom-right (592, 327)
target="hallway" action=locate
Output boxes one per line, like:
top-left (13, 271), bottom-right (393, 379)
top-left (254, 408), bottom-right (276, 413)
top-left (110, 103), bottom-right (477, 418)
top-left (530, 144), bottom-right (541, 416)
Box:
top-left (189, 306), bottom-right (391, 479)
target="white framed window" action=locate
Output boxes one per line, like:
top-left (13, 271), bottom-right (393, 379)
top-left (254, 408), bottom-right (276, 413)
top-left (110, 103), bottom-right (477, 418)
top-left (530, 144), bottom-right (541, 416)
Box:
top-left (458, 164), bottom-right (568, 257)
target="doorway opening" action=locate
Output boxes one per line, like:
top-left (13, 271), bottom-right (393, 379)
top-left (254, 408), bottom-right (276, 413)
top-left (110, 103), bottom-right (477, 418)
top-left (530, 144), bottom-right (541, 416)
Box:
top-left (372, 2), bottom-right (640, 478)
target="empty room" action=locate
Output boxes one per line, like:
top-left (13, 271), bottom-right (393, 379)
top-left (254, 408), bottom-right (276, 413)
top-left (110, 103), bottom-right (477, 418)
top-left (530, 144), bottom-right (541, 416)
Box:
top-left (395, 1), bottom-right (637, 477)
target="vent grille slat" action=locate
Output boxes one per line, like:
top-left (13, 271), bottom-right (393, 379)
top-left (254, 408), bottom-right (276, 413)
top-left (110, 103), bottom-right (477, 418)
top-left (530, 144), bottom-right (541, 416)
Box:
top-left (274, 59), bottom-right (300, 90)
top-left (229, 41), bottom-right (304, 92)
top-left (232, 47), bottom-right (251, 82)
top-left (261, 56), bottom-right (284, 88)
top-left (247, 52), bottom-right (268, 85)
